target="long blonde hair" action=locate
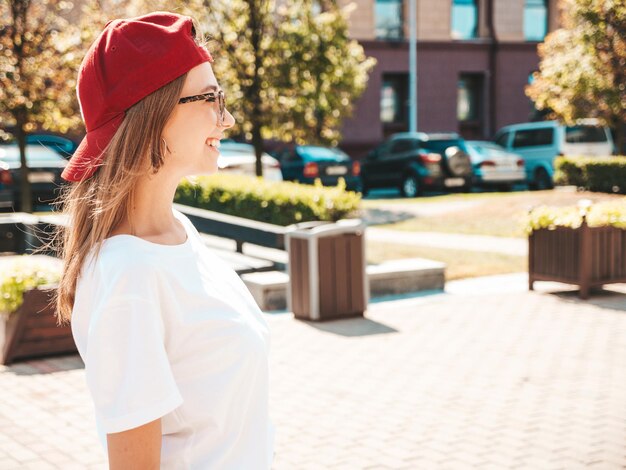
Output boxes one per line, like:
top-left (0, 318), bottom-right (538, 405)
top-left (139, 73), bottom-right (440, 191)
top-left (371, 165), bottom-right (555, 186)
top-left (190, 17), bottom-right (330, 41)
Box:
top-left (43, 72), bottom-right (188, 326)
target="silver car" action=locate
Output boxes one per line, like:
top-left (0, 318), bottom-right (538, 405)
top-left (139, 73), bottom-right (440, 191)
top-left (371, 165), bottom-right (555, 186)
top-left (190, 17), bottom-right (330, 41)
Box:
top-left (466, 141), bottom-right (526, 191)
top-left (0, 144), bottom-right (68, 210)
top-left (217, 141), bottom-right (283, 181)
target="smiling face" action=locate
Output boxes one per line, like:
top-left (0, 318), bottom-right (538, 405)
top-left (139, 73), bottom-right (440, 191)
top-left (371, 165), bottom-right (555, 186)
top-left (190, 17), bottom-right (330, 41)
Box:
top-left (161, 62), bottom-right (235, 177)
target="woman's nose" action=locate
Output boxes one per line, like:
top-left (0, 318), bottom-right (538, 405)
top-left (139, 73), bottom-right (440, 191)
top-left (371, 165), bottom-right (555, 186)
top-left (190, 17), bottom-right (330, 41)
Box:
top-left (221, 109), bottom-right (235, 129)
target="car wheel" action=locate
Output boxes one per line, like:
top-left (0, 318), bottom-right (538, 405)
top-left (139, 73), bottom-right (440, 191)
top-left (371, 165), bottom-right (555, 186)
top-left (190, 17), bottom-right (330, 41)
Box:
top-left (400, 173), bottom-right (420, 198)
top-left (531, 168), bottom-right (553, 191)
top-left (498, 183), bottom-right (513, 192)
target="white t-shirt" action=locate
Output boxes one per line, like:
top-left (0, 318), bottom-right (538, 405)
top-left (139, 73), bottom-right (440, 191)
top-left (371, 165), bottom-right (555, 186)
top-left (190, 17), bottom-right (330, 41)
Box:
top-left (70, 208), bottom-right (275, 469)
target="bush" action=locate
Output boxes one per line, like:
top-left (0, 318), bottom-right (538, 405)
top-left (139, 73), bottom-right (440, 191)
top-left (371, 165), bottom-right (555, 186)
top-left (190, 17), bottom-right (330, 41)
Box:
top-left (525, 198), bottom-right (626, 234)
top-left (175, 174), bottom-right (361, 226)
top-left (555, 156), bottom-right (626, 193)
top-left (0, 256), bottom-right (60, 317)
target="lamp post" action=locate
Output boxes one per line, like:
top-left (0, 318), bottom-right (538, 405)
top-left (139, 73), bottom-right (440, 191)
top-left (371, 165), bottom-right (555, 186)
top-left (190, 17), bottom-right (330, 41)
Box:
top-left (408, 0), bottom-right (417, 133)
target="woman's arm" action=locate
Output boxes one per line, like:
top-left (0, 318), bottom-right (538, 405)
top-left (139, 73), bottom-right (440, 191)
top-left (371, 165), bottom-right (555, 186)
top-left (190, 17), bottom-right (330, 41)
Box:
top-left (107, 418), bottom-right (162, 469)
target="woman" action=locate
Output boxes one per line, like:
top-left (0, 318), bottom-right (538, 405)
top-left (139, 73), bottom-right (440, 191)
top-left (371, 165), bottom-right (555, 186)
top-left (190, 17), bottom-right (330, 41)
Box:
top-left (53, 12), bottom-right (275, 469)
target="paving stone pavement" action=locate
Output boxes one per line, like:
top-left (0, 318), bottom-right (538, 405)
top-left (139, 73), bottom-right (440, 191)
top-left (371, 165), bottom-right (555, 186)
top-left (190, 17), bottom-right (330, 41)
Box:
top-left (1, 281), bottom-right (626, 469)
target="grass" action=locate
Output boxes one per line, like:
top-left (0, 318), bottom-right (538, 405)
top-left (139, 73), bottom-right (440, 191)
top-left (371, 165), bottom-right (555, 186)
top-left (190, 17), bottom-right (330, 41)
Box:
top-left (367, 242), bottom-right (527, 281)
top-left (372, 189), bottom-right (626, 238)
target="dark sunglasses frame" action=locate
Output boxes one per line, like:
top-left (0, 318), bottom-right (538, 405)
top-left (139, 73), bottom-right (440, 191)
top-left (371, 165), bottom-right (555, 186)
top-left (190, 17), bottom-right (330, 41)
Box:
top-left (178, 90), bottom-right (225, 125)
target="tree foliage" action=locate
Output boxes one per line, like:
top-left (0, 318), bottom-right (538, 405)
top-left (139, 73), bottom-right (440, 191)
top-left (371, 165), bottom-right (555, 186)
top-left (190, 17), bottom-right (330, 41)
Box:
top-left (0, 1), bottom-right (80, 211)
top-left (526, 0), bottom-right (626, 152)
top-left (270, 1), bottom-right (376, 146)
top-left (1, 0), bottom-right (375, 195)
top-left (143, 0), bottom-right (376, 175)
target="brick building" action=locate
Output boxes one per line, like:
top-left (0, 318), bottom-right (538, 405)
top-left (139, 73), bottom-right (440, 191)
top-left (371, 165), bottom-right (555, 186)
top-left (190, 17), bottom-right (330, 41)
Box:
top-left (337, 0), bottom-right (563, 158)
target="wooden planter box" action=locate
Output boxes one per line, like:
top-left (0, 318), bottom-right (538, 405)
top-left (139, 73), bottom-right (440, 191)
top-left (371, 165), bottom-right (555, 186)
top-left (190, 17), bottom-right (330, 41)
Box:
top-left (0, 287), bottom-right (77, 365)
top-left (529, 219), bottom-right (626, 299)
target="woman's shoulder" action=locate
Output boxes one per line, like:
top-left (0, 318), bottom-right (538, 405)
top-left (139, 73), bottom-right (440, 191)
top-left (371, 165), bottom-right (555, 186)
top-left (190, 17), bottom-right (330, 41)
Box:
top-left (83, 239), bottom-right (161, 278)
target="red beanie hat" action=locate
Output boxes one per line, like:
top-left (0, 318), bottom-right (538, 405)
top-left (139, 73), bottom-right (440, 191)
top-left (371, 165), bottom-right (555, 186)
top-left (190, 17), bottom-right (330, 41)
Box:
top-left (61, 12), bottom-right (213, 182)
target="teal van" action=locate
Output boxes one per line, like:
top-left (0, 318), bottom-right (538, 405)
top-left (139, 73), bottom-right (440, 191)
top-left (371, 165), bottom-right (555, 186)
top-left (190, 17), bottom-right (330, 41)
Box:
top-left (493, 119), bottom-right (614, 190)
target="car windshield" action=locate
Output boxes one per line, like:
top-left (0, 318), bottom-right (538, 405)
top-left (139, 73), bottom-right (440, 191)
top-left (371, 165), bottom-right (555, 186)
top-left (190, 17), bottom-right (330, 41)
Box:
top-left (297, 146), bottom-right (350, 161)
top-left (565, 126), bottom-right (607, 143)
top-left (0, 145), bottom-right (67, 163)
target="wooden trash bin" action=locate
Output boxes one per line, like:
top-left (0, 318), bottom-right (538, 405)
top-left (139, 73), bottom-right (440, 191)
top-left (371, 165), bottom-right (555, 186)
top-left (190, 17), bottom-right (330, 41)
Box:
top-left (286, 219), bottom-right (368, 321)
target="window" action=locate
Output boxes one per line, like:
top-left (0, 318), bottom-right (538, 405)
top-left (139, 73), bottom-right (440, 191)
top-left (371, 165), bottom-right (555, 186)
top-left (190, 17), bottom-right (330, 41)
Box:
top-left (565, 126), bottom-right (608, 144)
top-left (451, 0), bottom-right (478, 40)
top-left (381, 74), bottom-right (408, 124)
top-left (389, 139), bottom-right (416, 154)
top-left (298, 146), bottom-right (350, 161)
top-left (512, 128), bottom-right (554, 148)
top-left (494, 132), bottom-right (510, 148)
top-left (375, 0), bottom-right (403, 40)
top-left (524, 0), bottom-right (548, 41)
top-left (281, 150), bottom-right (301, 163)
top-left (457, 74), bottom-right (483, 122)
top-left (420, 139), bottom-right (467, 154)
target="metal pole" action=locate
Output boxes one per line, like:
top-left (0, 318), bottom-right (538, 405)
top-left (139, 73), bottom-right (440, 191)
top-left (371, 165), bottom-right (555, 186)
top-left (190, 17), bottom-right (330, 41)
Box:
top-left (408, 0), bottom-right (417, 132)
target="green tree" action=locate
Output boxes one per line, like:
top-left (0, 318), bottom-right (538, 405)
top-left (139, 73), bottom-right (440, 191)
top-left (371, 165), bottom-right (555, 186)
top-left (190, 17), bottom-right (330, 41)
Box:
top-left (158, 0), bottom-right (376, 176)
top-left (202, 0), bottom-right (274, 177)
top-left (526, 0), bottom-right (626, 152)
top-left (271, 0), bottom-right (376, 146)
top-left (130, 0), bottom-right (276, 176)
top-left (0, 0), bottom-right (85, 212)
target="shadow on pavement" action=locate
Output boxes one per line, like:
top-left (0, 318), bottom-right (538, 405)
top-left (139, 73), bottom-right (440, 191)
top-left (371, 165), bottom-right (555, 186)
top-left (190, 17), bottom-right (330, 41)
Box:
top-left (548, 286), bottom-right (626, 314)
top-left (359, 207), bottom-right (416, 226)
top-left (2, 354), bottom-right (84, 375)
top-left (295, 316), bottom-right (398, 337)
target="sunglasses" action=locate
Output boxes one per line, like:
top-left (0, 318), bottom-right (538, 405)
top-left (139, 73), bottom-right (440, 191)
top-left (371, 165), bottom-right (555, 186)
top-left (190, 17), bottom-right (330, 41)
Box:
top-left (178, 90), bottom-right (225, 125)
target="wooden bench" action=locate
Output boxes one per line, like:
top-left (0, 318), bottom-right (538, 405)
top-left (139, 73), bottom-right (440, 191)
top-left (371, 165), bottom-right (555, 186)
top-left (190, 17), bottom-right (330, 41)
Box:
top-left (1, 206), bottom-right (322, 255)
top-left (173, 203), bottom-right (291, 252)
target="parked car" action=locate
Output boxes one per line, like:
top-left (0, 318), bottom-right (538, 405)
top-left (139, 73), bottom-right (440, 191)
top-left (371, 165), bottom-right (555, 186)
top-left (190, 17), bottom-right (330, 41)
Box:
top-left (466, 141), bottom-right (526, 191)
top-left (217, 141), bottom-right (283, 181)
top-left (0, 133), bottom-right (79, 159)
top-left (0, 144), bottom-right (68, 211)
top-left (493, 119), bottom-right (614, 190)
top-left (360, 132), bottom-right (474, 197)
top-left (277, 145), bottom-right (361, 191)
top-left (26, 134), bottom-right (78, 159)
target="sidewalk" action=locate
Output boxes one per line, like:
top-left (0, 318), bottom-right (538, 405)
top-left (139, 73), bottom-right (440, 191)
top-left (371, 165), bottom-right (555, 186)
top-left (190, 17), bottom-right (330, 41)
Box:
top-left (367, 227), bottom-right (527, 257)
top-left (1, 276), bottom-right (625, 469)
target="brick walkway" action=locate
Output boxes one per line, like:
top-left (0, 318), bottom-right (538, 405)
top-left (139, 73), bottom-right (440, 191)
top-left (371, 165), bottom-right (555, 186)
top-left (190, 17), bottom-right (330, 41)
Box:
top-left (1, 280), bottom-right (625, 469)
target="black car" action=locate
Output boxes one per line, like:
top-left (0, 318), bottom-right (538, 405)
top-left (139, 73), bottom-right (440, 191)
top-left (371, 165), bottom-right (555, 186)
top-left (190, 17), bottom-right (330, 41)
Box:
top-left (360, 132), bottom-right (474, 197)
top-left (0, 144), bottom-right (68, 211)
top-left (277, 145), bottom-right (361, 191)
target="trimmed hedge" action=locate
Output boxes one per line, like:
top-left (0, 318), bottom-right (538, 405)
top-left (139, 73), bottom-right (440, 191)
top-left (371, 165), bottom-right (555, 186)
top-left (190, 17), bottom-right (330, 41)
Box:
top-left (525, 198), bottom-right (626, 234)
top-left (174, 174), bottom-right (361, 226)
top-left (555, 156), bottom-right (626, 194)
top-left (0, 256), bottom-right (60, 317)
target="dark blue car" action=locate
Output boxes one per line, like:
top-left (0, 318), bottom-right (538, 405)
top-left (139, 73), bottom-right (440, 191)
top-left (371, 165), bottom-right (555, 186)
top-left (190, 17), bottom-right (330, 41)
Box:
top-left (277, 145), bottom-right (361, 191)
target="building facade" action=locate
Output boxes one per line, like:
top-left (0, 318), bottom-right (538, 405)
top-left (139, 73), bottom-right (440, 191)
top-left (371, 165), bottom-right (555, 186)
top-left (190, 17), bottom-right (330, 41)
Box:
top-left (337, 0), bottom-right (563, 158)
